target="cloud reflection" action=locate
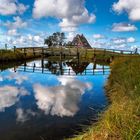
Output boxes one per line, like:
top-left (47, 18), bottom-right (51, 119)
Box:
top-left (16, 108), bottom-right (28, 123)
top-left (16, 108), bottom-right (37, 123)
top-left (5, 72), bottom-right (28, 85)
top-left (0, 86), bottom-right (29, 112)
top-left (34, 76), bottom-right (92, 117)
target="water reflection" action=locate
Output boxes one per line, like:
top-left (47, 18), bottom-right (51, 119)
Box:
top-left (34, 76), bottom-right (92, 117)
top-left (0, 59), bottom-right (109, 140)
top-left (15, 60), bottom-right (110, 76)
top-left (0, 86), bottom-right (29, 112)
top-left (16, 108), bottom-right (37, 123)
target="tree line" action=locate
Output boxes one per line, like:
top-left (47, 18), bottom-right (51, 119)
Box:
top-left (44, 32), bottom-right (73, 47)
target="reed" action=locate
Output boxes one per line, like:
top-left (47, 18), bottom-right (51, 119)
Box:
top-left (68, 56), bottom-right (140, 140)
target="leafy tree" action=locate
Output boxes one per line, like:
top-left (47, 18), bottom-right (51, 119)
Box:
top-left (44, 32), bottom-right (66, 47)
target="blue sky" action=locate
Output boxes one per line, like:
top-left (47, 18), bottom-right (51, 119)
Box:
top-left (0, 0), bottom-right (140, 50)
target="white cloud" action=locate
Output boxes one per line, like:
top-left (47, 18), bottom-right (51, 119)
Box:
top-left (5, 34), bottom-right (44, 47)
top-left (115, 43), bottom-right (127, 49)
top-left (93, 34), bottom-right (105, 39)
top-left (0, 86), bottom-right (29, 112)
top-left (89, 39), bottom-right (107, 48)
top-left (33, 76), bottom-right (92, 117)
top-left (4, 16), bottom-right (27, 29)
top-left (112, 38), bottom-right (126, 44)
top-left (111, 37), bottom-right (136, 45)
top-left (16, 108), bottom-right (28, 123)
top-left (112, 23), bottom-right (138, 32)
top-left (33, 0), bottom-right (96, 32)
top-left (127, 37), bottom-right (136, 43)
top-left (113, 0), bottom-right (140, 21)
top-left (7, 29), bottom-right (19, 36)
top-left (67, 32), bottom-right (77, 41)
top-left (16, 108), bottom-right (37, 123)
top-left (5, 72), bottom-right (28, 85)
top-left (0, 0), bottom-right (28, 15)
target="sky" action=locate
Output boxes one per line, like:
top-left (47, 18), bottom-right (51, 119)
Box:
top-left (0, 0), bottom-right (140, 51)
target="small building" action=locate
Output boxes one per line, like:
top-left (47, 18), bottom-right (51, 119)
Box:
top-left (72, 34), bottom-right (92, 49)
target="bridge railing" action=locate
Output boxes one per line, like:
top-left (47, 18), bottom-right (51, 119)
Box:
top-left (15, 46), bottom-right (135, 56)
top-left (15, 65), bottom-right (110, 76)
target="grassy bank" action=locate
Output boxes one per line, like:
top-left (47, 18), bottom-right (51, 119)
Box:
top-left (0, 49), bottom-right (40, 61)
top-left (69, 56), bottom-right (140, 140)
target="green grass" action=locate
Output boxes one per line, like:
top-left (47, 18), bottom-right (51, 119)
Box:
top-left (0, 49), bottom-right (40, 61)
top-left (68, 56), bottom-right (140, 140)
top-left (1, 48), bottom-right (139, 140)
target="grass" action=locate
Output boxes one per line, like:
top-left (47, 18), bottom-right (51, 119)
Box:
top-left (68, 55), bottom-right (140, 140)
top-left (0, 49), bottom-right (40, 61)
top-left (1, 48), bottom-right (139, 140)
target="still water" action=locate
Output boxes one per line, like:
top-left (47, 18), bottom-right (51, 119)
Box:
top-left (0, 59), bottom-right (110, 140)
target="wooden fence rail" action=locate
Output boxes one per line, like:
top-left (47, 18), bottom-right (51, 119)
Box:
top-left (16, 47), bottom-right (135, 54)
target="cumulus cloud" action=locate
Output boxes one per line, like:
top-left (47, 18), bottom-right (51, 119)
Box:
top-left (2, 16), bottom-right (28, 38)
top-left (3, 16), bottom-right (27, 30)
top-left (112, 23), bottom-right (138, 32)
top-left (33, 76), bottom-right (92, 117)
top-left (127, 37), bottom-right (136, 43)
top-left (111, 37), bottom-right (136, 45)
top-left (0, 86), bottom-right (29, 112)
top-left (113, 0), bottom-right (140, 21)
top-left (112, 37), bottom-right (126, 44)
top-left (5, 33), bottom-right (44, 47)
top-left (89, 39), bottom-right (107, 48)
top-left (0, 0), bottom-right (28, 15)
top-left (90, 35), bottom-right (137, 50)
top-left (33, 0), bottom-right (96, 32)
top-left (93, 34), bottom-right (105, 39)
top-left (7, 29), bottom-right (19, 36)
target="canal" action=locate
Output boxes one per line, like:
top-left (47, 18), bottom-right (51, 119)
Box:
top-left (0, 59), bottom-right (110, 140)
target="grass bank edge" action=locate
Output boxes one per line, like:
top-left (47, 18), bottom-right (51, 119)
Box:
top-left (68, 56), bottom-right (140, 140)
top-left (0, 50), bottom-right (40, 61)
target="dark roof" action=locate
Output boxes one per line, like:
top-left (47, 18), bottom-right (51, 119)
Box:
top-left (66, 62), bottom-right (89, 74)
top-left (72, 34), bottom-right (92, 48)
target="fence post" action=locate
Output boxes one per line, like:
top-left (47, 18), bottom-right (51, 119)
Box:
top-left (24, 48), bottom-right (26, 58)
top-left (13, 46), bottom-right (16, 53)
top-left (33, 47), bottom-right (35, 56)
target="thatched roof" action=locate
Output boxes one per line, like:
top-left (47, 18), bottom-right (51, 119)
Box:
top-left (72, 34), bottom-right (92, 48)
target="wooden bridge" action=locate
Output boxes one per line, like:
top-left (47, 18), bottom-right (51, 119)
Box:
top-left (16, 46), bottom-right (136, 57)
top-left (15, 46), bottom-right (137, 64)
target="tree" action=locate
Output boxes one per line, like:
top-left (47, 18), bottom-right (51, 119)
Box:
top-left (44, 32), bottom-right (66, 47)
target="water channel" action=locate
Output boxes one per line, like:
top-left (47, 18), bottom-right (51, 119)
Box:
top-left (0, 59), bottom-right (110, 140)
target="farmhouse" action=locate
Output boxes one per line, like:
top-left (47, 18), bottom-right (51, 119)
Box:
top-left (72, 34), bottom-right (92, 48)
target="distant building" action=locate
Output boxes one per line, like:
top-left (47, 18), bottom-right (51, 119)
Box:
top-left (72, 34), bottom-right (92, 48)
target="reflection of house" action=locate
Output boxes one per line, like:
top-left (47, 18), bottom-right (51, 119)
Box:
top-left (72, 34), bottom-right (92, 48)
top-left (66, 62), bottom-right (89, 74)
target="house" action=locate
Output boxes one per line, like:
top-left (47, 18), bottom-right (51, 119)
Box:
top-left (72, 34), bottom-right (92, 48)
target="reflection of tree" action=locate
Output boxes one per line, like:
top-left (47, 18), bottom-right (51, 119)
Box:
top-left (66, 62), bottom-right (89, 75)
top-left (45, 61), bottom-right (65, 75)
